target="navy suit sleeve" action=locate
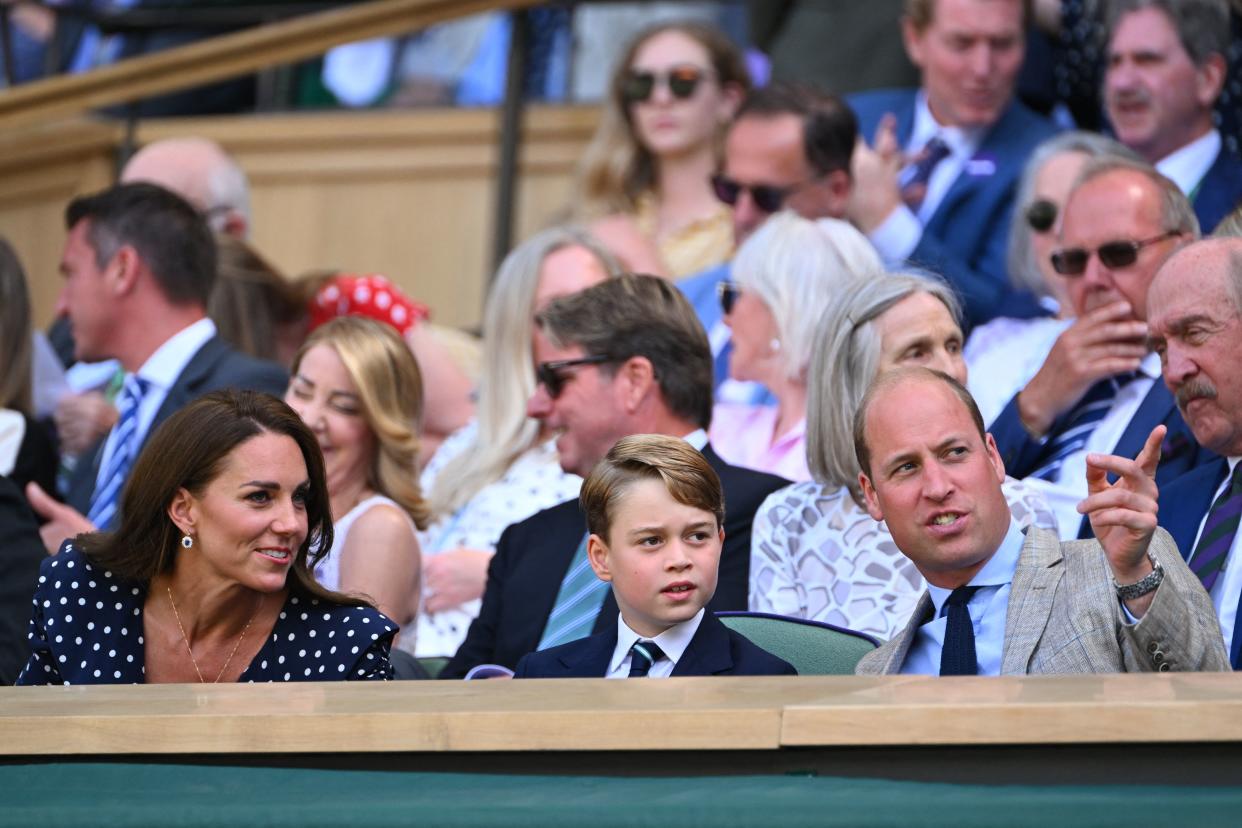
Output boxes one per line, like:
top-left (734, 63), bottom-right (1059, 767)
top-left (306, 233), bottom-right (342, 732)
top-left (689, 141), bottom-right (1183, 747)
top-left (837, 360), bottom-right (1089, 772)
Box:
top-left (988, 392), bottom-right (1048, 478)
top-left (441, 522), bottom-right (517, 679)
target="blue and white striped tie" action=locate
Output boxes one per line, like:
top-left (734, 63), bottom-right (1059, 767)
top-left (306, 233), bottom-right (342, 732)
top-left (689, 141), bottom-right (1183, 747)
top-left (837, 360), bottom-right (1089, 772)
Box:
top-left (538, 533), bottom-right (610, 650)
top-left (1030, 373), bottom-right (1136, 482)
top-left (87, 375), bottom-right (149, 530)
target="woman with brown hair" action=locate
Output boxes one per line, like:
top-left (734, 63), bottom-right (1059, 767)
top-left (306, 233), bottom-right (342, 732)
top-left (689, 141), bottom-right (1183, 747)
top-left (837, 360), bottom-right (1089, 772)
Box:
top-left (570, 21), bottom-right (750, 277)
top-left (18, 389), bottom-right (395, 684)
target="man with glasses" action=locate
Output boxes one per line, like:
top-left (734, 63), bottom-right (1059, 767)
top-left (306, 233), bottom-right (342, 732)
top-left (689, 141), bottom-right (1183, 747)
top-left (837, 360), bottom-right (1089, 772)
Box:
top-left (847, 0), bottom-right (1059, 329)
top-left (988, 158), bottom-right (1212, 539)
top-left (441, 275), bottom-right (788, 678)
top-left (1105, 0), bottom-right (1242, 234)
top-left (677, 82), bottom-right (858, 400)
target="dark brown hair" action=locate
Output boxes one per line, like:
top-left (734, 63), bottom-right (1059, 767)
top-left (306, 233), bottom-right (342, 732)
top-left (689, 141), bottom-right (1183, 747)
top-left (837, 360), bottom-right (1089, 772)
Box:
top-left (76, 389), bottom-right (367, 607)
top-left (581, 433), bottom-right (724, 543)
top-left (0, 237), bottom-right (32, 414)
top-left (210, 235), bottom-right (305, 359)
top-left (734, 82), bottom-right (858, 177)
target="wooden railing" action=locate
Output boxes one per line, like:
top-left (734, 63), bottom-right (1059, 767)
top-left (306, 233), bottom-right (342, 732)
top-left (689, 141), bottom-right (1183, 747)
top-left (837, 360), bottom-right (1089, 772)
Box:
top-left (0, 0), bottom-right (540, 130)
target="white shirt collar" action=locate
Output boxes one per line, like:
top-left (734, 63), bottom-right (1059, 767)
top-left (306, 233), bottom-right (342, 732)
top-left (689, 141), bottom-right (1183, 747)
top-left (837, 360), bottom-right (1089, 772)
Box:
top-left (134, 318), bottom-right (217, 391)
top-left (1156, 129), bottom-right (1220, 198)
top-left (925, 518), bottom-right (1024, 618)
top-left (682, 428), bottom-right (709, 450)
top-left (1138, 350), bottom-right (1162, 380)
top-left (608, 608), bottom-right (706, 675)
top-left (909, 90), bottom-right (986, 160)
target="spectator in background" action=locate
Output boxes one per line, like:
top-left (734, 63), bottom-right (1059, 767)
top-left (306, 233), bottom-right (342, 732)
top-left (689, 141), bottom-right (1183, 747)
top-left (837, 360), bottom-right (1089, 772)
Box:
top-left (710, 213), bottom-right (882, 481)
top-left (571, 21), bottom-right (750, 279)
top-left (1104, 0), bottom-right (1242, 234)
top-left (285, 317), bottom-right (427, 643)
top-left (415, 227), bottom-right (618, 659)
top-left (848, 0), bottom-right (1060, 329)
top-left (749, 273), bottom-right (1056, 640)
top-left (0, 476), bottom-right (42, 685)
top-left (966, 131), bottom-right (1142, 425)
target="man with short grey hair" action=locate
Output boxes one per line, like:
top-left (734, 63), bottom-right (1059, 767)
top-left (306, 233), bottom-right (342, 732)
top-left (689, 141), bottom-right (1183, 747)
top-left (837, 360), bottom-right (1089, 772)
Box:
top-left (1105, 0), bottom-right (1242, 233)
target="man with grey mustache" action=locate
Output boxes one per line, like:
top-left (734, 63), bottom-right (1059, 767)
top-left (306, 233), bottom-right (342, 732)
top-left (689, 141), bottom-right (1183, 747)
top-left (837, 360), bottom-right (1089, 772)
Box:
top-left (1149, 238), bottom-right (1242, 669)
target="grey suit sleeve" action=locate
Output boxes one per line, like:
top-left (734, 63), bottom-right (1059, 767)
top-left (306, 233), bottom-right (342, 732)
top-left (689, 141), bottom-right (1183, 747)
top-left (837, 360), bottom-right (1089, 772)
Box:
top-left (1117, 529), bottom-right (1230, 672)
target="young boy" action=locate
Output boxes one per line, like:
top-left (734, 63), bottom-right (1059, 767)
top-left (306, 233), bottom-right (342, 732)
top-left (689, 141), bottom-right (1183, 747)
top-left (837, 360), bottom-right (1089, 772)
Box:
top-left (514, 434), bottom-right (796, 678)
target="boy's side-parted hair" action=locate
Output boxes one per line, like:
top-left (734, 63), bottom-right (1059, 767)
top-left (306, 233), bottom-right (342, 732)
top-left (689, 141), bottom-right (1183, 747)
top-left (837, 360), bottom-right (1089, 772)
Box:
top-left (581, 434), bottom-right (725, 544)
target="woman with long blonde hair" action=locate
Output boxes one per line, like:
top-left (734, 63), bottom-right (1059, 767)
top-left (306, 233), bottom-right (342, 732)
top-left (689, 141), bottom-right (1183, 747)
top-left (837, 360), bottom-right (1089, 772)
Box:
top-left (285, 316), bottom-right (428, 638)
top-left (570, 21), bottom-right (749, 278)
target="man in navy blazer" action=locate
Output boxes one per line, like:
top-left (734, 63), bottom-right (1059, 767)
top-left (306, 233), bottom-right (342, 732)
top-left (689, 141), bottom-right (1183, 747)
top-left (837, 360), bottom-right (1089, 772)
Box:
top-left (1105, 0), bottom-right (1242, 234)
top-left (989, 158), bottom-right (1211, 539)
top-left (846, 0), bottom-right (1058, 329)
top-left (442, 276), bottom-right (788, 678)
top-left (27, 183), bottom-right (286, 551)
top-left (1149, 239), bottom-right (1242, 668)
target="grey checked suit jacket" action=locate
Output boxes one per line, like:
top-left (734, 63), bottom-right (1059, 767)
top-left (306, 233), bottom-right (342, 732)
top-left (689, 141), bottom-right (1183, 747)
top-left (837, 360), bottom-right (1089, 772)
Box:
top-left (857, 527), bottom-right (1229, 675)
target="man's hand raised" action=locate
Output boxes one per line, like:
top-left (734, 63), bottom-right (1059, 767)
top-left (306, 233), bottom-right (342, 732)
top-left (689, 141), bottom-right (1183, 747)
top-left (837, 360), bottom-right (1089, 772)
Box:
top-left (25, 483), bottom-right (95, 555)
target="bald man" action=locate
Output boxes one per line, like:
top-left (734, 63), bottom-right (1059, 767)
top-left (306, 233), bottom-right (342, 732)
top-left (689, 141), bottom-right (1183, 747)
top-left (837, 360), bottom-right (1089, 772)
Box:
top-left (121, 138), bottom-right (251, 239)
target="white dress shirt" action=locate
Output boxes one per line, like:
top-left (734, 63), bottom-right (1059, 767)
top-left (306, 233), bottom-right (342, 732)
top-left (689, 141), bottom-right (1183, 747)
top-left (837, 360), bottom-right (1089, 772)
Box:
top-left (1155, 129), bottom-right (1220, 200)
top-left (1192, 456), bottom-right (1242, 651)
top-left (1021, 352), bottom-right (1161, 540)
top-left (870, 91), bottom-right (986, 265)
top-left (93, 318), bottom-right (218, 494)
top-left (605, 608), bottom-right (705, 679)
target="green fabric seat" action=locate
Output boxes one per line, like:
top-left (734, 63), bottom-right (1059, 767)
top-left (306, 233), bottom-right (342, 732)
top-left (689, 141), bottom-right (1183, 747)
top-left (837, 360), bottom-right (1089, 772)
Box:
top-left (716, 612), bottom-right (879, 675)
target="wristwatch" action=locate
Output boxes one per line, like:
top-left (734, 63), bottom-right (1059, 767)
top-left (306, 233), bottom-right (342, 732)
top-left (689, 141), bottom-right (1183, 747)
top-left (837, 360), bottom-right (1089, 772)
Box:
top-left (1114, 552), bottom-right (1165, 600)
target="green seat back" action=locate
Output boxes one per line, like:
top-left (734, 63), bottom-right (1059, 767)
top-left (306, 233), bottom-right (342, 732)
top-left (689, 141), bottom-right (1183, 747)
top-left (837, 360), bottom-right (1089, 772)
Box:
top-left (716, 613), bottom-right (879, 675)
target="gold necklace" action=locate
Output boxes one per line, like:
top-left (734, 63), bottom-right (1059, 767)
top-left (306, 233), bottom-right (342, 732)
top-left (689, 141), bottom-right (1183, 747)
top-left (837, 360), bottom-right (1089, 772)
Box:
top-left (165, 586), bottom-right (261, 683)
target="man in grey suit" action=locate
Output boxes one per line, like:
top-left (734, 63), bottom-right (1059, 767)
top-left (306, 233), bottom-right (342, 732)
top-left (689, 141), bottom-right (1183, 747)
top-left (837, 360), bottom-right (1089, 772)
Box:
top-left (853, 367), bottom-right (1227, 675)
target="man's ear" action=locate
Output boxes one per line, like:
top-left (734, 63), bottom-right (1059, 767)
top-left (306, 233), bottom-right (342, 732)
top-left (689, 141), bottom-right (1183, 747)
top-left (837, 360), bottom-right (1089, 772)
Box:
top-left (167, 487), bottom-right (199, 537)
top-left (900, 16), bottom-right (925, 68)
top-left (617, 356), bottom-right (656, 414)
top-left (985, 432), bottom-right (1006, 484)
top-left (586, 533), bottom-right (613, 582)
top-left (860, 472), bottom-right (884, 522)
top-left (107, 245), bottom-right (142, 297)
top-left (1196, 53), bottom-right (1227, 108)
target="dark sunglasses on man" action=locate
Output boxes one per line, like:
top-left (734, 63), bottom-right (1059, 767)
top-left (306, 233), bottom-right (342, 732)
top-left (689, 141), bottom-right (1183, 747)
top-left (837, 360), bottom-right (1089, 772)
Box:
top-left (535, 355), bottom-right (612, 399)
top-left (1025, 198), bottom-right (1057, 234)
top-left (712, 173), bottom-right (817, 214)
top-left (716, 279), bottom-right (742, 316)
top-left (622, 65), bottom-right (710, 103)
top-left (1049, 231), bottom-right (1182, 276)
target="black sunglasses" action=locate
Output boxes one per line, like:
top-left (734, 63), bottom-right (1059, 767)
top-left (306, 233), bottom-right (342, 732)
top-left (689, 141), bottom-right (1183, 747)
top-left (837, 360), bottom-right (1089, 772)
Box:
top-left (622, 65), bottom-right (709, 103)
top-left (535, 355), bottom-right (612, 398)
top-left (1025, 199), bottom-right (1057, 233)
top-left (717, 279), bottom-right (742, 315)
top-left (711, 173), bottom-right (801, 214)
top-left (1050, 231), bottom-right (1183, 276)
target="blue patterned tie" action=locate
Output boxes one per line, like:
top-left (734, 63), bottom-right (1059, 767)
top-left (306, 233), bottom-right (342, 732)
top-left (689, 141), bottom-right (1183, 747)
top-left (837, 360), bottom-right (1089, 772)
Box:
top-left (87, 375), bottom-right (149, 530)
top-left (1030, 373), bottom-right (1137, 482)
top-left (628, 641), bottom-right (666, 678)
top-left (900, 136), bottom-right (951, 211)
top-left (538, 533), bottom-right (610, 649)
top-left (940, 585), bottom-right (981, 676)
top-left (1189, 464), bottom-right (1242, 593)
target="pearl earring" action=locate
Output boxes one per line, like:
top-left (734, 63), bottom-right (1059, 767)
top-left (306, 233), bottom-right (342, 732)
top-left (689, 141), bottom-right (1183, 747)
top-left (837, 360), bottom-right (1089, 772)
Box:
top-left (181, 534), bottom-right (193, 549)
top-left (769, 338), bottom-right (782, 353)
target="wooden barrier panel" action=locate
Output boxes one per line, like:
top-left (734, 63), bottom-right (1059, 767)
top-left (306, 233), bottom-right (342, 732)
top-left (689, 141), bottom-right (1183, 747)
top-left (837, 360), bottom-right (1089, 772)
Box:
top-left (0, 106), bottom-right (597, 330)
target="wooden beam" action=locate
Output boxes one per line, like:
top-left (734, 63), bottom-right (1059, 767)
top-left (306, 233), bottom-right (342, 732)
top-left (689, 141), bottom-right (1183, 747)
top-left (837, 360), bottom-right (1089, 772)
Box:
top-left (0, 0), bottom-right (540, 130)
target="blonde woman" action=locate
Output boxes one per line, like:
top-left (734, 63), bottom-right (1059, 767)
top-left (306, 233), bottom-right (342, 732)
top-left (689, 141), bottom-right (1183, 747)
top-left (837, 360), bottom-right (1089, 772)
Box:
top-left (285, 316), bottom-right (429, 638)
top-left (571, 21), bottom-right (749, 277)
top-left (417, 227), bottom-right (618, 658)
top-left (749, 273), bottom-right (1058, 640)
top-left (710, 212), bottom-right (883, 481)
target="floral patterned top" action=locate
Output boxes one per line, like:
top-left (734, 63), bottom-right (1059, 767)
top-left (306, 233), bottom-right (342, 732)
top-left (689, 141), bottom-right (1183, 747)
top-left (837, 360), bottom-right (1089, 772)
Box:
top-left (749, 477), bottom-right (1059, 641)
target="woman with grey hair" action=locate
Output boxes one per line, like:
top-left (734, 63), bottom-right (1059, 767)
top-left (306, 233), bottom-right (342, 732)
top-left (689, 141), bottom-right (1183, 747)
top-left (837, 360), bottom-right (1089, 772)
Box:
top-left (749, 272), bottom-right (1058, 640)
top-left (966, 131), bottom-right (1140, 425)
top-left (710, 211), bottom-right (883, 480)
top-left (413, 226), bottom-right (619, 658)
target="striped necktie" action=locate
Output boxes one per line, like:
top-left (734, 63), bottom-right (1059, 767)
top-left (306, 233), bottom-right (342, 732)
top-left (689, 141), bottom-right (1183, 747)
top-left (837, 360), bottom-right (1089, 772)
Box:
top-left (87, 375), bottom-right (149, 530)
top-left (900, 136), bottom-right (951, 211)
top-left (1030, 372), bottom-right (1136, 482)
top-left (538, 533), bottom-right (610, 649)
top-left (1189, 463), bottom-right (1242, 593)
top-left (628, 641), bottom-right (666, 678)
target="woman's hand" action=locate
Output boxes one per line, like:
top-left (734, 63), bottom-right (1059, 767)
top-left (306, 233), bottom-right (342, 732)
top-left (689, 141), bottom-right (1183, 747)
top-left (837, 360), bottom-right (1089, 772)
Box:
top-left (423, 547), bottom-right (493, 614)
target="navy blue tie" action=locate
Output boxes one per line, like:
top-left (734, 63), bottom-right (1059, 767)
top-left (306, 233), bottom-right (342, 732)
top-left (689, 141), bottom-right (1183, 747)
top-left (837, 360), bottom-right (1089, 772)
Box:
top-left (628, 641), bottom-right (666, 678)
top-left (940, 586), bottom-right (981, 676)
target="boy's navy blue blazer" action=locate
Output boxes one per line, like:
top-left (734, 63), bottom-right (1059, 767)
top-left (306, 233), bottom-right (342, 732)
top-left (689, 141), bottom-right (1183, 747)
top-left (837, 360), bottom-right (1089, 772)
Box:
top-left (513, 611), bottom-right (798, 678)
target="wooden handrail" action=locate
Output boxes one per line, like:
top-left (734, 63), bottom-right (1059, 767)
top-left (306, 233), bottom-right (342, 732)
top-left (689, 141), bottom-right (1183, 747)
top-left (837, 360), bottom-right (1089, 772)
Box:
top-left (0, 0), bottom-right (541, 130)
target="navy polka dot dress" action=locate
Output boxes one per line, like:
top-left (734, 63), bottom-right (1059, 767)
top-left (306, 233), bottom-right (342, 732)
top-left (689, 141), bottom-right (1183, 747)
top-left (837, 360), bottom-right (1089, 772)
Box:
top-left (16, 542), bottom-right (396, 685)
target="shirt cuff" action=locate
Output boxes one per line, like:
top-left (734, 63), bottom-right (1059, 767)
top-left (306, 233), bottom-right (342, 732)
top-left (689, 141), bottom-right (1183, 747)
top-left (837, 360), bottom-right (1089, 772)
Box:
top-left (868, 204), bottom-right (923, 265)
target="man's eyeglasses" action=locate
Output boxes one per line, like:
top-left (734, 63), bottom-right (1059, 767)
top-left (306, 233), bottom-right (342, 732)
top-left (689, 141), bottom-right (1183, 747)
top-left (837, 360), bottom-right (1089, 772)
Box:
top-left (535, 355), bottom-right (613, 398)
top-left (716, 280), bottom-right (742, 315)
top-left (1050, 231), bottom-right (1183, 276)
top-left (622, 66), bottom-right (710, 103)
top-left (711, 173), bottom-right (809, 214)
top-left (1025, 199), bottom-right (1057, 234)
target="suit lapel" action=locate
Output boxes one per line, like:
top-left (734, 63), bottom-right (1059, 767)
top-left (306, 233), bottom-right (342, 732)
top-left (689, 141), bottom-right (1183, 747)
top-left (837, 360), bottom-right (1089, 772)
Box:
top-left (146, 336), bottom-right (225, 449)
top-left (1163, 458), bottom-right (1230, 559)
top-left (881, 593), bottom-right (933, 674)
top-left (671, 613), bottom-right (734, 676)
top-left (1000, 528), bottom-right (1063, 674)
top-left (557, 626), bottom-right (619, 677)
top-left (1112, 382), bottom-right (1173, 462)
